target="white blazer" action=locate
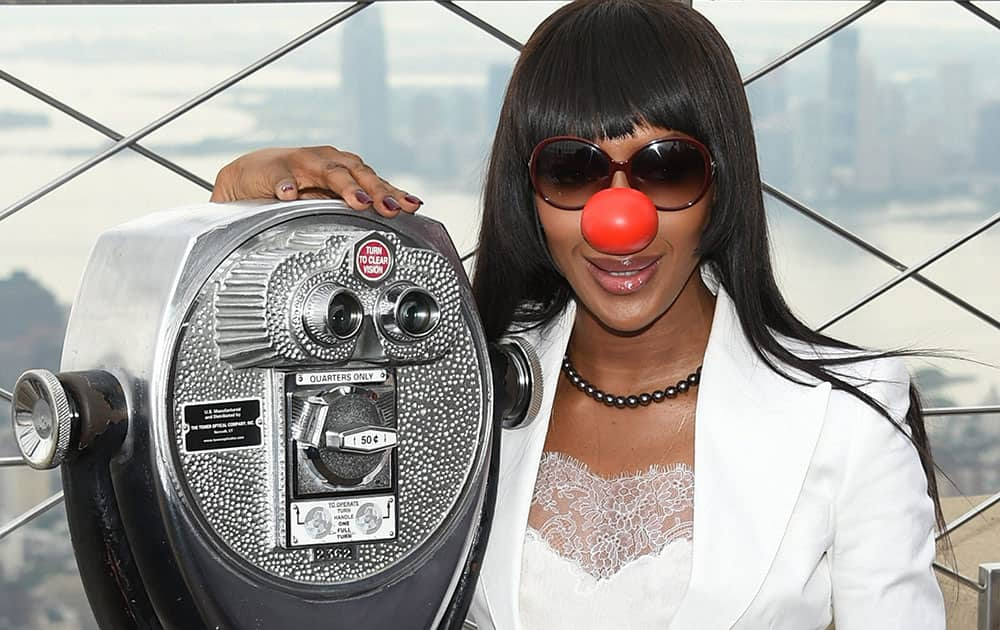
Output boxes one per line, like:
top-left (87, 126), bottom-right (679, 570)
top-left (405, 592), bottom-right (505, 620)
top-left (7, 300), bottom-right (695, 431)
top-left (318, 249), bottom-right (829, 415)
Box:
top-left (465, 271), bottom-right (944, 630)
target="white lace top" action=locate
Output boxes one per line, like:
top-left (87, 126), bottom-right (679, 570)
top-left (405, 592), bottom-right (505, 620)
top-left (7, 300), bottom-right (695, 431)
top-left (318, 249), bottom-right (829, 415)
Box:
top-left (519, 451), bottom-right (694, 629)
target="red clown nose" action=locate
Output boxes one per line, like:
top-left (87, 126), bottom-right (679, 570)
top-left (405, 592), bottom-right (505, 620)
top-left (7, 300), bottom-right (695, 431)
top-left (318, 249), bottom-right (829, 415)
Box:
top-left (580, 188), bottom-right (659, 255)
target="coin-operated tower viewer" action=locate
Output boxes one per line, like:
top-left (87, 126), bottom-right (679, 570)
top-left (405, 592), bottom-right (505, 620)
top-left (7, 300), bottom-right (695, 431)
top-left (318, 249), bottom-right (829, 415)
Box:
top-left (10, 200), bottom-right (541, 630)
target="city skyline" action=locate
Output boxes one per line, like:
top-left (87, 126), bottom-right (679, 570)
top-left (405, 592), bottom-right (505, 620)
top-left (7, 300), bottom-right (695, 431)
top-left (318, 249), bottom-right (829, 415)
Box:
top-left (1, 3), bottom-right (997, 394)
top-left (0, 1), bottom-right (996, 432)
top-left (0, 3), bottom-right (998, 628)
top-left (0, 11), bottom-right (997, 432)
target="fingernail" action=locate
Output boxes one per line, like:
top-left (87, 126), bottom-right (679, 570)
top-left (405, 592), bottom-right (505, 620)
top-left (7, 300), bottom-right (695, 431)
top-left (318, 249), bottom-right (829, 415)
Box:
top-left (280, 183), bottom-right (295, 193)
top-left (355, 190), bottom-right (373, 205)
top-left (404, 194), bottom-right (423, 206)
top-left (384, 197), bottom-right (402, 212)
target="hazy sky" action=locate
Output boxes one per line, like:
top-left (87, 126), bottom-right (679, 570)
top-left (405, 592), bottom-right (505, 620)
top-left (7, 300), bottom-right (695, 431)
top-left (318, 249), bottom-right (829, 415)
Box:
top-left (0, 10), bottom-right (997, 624)
top-left (0, 0), bottom-right (998, 404)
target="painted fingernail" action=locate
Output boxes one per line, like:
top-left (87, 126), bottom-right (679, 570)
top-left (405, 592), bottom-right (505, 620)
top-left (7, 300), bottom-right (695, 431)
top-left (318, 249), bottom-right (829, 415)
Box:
top-left (404, 194), bottom-right (423, 206)
top-left (280, 183), bottom-right (295, 193)
top-left (384, 197), bottom-right (402, 212)
top-left (355, 190), bottom-right (373, 205)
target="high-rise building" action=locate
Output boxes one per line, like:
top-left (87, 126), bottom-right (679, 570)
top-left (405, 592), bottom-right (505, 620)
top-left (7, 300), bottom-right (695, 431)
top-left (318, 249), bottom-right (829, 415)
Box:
top-left (882, 81), bottom-right (908, 193)
top-left (854, 58), bottom-right (890, 196)
top-left (828, 29), bottom-right (860, 179)
top-left (746, 56), bottom-right (787, 121)
top-left (975, 101), bottom-right (1000, 174)
top-left (792, 99), bottom-right (830, 202)
top-left (0, 270), bottom-right (67, 582)
top-left (746, 59), bottom-right (793, 191)
top-left (340, 6), bottom-right (392, 170)
top-left (1, 470), bottom-right (60, 581)
top-left (485, 62), bottom-right (513, 135)
top-left (937, 63), bottom-right (974, 151)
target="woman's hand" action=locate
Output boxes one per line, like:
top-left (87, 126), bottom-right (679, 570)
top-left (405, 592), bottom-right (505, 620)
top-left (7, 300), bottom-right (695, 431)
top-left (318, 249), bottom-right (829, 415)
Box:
top-left (210, 146), bottom-right (423, 218)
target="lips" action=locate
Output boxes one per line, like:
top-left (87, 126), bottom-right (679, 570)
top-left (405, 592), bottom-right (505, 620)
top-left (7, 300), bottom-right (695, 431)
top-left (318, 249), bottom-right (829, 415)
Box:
top-left (584, 256), bottom-right (661, 295)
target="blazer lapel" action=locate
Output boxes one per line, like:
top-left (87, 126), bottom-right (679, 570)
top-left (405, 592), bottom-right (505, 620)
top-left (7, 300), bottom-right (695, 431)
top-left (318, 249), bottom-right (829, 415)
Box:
top-left (477, 275), bottom-right (831, 630)
top-left (478, 300), bottom-right (576, 630)
top-left (669, 285), bottom-right (831, 629)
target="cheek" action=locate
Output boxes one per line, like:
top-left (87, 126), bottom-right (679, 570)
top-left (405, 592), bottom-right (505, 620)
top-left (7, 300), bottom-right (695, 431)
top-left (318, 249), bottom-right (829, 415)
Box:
top-left (535, 198), bottom-right (582, 269)
top-left (657, 204), bottom-right (711, 256)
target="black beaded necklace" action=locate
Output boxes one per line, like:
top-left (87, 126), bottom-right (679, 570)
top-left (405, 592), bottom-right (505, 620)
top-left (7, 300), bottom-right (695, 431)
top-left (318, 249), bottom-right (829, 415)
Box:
top-left (561, 356), bottom-right (702, 409)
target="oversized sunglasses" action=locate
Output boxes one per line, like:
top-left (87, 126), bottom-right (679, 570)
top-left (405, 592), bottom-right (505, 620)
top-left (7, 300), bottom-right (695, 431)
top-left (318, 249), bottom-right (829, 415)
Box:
top-left (528, 135), bottom-right (716, 211)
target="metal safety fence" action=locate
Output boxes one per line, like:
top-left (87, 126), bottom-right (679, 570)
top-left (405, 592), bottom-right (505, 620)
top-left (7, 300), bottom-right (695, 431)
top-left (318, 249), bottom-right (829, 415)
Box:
top-left (1, 0), bottom-right (998, 627)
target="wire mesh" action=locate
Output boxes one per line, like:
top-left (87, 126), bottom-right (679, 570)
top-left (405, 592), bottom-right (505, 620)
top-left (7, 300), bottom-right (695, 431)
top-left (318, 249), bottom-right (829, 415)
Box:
top-left (0, 0), bottom-right (997, 613)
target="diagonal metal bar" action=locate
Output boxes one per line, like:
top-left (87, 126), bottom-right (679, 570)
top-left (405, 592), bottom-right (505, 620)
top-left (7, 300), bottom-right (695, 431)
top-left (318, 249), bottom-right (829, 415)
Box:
top-left (960, 1), bottom-right (1000, 32)
top-left (925, 405), bottom-right (1000, 417)
top-left (0, 1), bottom-right (369, 223)
top-left (0, 457), bottom-right (27, 467)
top-left (436, 1), bottom-right (524, 52)
top-left (0, 68), bottom-right (212, 191)
top-left (0, 386), bottom-right (11, 402)
top-left (0, 491), bottom-right (64, 542)
top-left (6, 0), bottom-right (354, 2)
top-left (764, 182), bottom-right (1000, 332)
top-left (817, 208), bottom-right (1000, 332)
top-left (742, 0), bottom-right (884, 86)
top-left (937, 489), bottom-right (1000, 541)
top-left (3, 1), bottom-right (345, 3)
top-left (933, 561), bottom-right (985, 592)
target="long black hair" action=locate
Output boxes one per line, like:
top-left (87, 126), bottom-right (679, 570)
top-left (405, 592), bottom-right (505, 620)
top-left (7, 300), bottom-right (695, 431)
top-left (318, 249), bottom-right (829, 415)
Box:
top-left (473, 0), bottom-right (945, 531)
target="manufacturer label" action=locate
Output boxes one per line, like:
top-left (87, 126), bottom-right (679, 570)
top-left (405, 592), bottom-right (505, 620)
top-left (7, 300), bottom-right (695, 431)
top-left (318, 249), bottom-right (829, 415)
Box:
top-left (289, 495), bottom-right (396, 547)
top-left (183, 398), bottom-right (262, 453)
top-left (355, 237), bottom-right (394, 283)
top-left (295, 369), bottom-right (388, 387)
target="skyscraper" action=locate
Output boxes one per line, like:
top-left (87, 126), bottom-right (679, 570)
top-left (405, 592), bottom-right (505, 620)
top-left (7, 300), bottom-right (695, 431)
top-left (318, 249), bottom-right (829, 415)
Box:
top-left (792, 99), bottom-right (831, 201)
top-left (485, 62), bottom-right (513, 135)
top-left (746, 55), bottom-right (787, 121)
top-left (975, 101), bottom-right (1000, 174)
top-left (0, 270), bottom-right (66, 581)
top-left (828, 29), bottom-right (860, 179)
top-left (340, 6), bottom-right (392, 170)
top-left (937, 63), bottom-right (974, 151)
top-left (746, 60), bottom-right (793, 191)
top-left (854, 58), bottom-right (890, 196)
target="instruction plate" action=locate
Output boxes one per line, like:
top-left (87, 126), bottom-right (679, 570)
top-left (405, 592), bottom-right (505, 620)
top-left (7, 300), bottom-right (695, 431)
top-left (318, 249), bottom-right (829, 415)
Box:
top-left (289, 495), bottom-right (396, 547)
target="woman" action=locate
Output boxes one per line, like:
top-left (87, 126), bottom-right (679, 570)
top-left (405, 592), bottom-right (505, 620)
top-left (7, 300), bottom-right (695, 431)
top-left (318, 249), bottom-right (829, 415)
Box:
top-left (211, 1), bottom-right (946, 628)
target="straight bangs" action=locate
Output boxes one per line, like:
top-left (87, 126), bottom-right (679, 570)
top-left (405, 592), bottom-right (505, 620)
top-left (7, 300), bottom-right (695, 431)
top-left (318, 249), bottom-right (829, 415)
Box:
top-left (511, 0), bottom-right (722, 156)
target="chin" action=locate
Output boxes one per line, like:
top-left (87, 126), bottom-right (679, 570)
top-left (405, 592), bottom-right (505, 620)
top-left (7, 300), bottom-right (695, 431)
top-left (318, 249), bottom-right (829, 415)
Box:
top-left (579, 292), bottom-right (671, 335)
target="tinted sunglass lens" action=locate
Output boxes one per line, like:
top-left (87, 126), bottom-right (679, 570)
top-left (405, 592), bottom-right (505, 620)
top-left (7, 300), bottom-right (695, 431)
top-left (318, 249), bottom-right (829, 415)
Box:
top-left (535, 140), bottom-right (610, 208)
top-left (631, 141), bottom-right (708, 209)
